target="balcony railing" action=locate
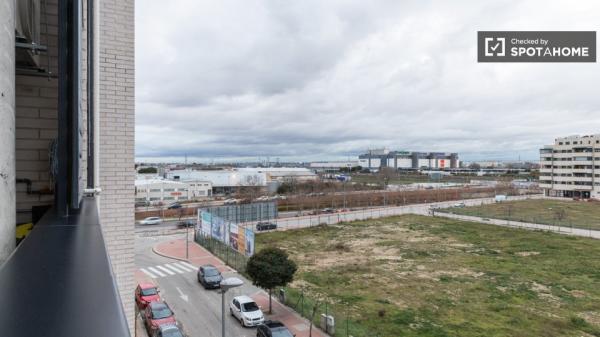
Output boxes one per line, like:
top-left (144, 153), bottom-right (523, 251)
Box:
top-left (0, 197), bottom-right (131, 337)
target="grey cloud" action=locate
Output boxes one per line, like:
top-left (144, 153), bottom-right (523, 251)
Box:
top-left (136, 0), bottom-right (600, 161)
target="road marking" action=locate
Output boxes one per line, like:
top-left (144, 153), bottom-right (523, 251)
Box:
top-left (174, 262), bottom-right (196, 272)
top-left (140, 268), bottom-right (157, 279)
top-left (165, 263), bottom-right (186, 274)
top-left (179, 261), bottom-right (197, 270)
top-left (176, 287), bottom-right (189, 302)
top-left (156, 265), bottom-right (176, 275)
top-left (148, 267), bottom-right (166, 277)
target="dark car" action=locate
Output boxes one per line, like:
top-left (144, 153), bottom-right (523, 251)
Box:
top-left (197, 264), bottom-right (223, 289)
top-left (152, 323), bottom-right (185, 337)
top-left (257, 321), bottom-right (295, 337)
top-left (256, 222), bottom-right (277, 231)
top-left (167, 202), bottom-right (182, 209)
top-left (177, 220), bottom-right (195, 228)
top-left (321, 208), bottom-right (335, 214)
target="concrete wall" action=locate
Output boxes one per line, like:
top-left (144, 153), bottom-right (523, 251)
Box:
top-left (0, 0), bottom-right (16, 263)
top-left (98, 0), bottom-right (136, 333)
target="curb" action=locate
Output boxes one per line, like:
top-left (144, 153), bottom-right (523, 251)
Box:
top-left (151, 242), bottom-right (190, 263)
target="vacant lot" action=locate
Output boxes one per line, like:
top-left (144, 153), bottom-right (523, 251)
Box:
top-left (440, 199), bottom-right (600, 231)
top-left (256, 215), bottom-right (600, 337)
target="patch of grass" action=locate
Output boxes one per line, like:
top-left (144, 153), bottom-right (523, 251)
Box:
top-left (439, 199), bottom-right (600, 231)
top-left (255, 214), bottom-right (600, 337)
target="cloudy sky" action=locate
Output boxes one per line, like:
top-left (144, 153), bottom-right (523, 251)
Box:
top-left (135, 0), bottom-right (600, 163)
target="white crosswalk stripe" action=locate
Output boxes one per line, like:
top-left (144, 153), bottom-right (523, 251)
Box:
top-left (156, 265), bottom-right (176, 275)
top-left (139, 262), bottom-right (197, 279)
top-left (148, 267), bottom-right (166, 277)
top-left (140, 268), bottom-right (157, 279)
top-left (174, 262), bottom-right (196, 272)
top-left (179, 262), bottom-right (197, 271)
top-left (165, 264), bottom-right (186, 274)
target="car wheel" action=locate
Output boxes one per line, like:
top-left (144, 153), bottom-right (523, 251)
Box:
top-left (240, 317), bottom-right (245, 327)
top-left (230, 308), bottom-right (233, 316)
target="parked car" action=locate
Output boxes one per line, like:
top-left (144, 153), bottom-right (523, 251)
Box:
top-left (230, 295), bottom-right (265, 327)
top-left (197, 264), bottom-right (223, 289)
top-left (256, 222), bottom-right (277, 231)
top-left (140, 217), bottom-right (162, 225)
top-left (144, 301), bottom-right (176, 334)
top-left (321, 208), bottom-right (335, 214)
top-left (151, 323), bottom-right (185, 337)
top-left (257, 321), bottom-right (295, 337)
top-left (168, 202), bottom-right (182, 209)
top-left (177, 220), bottom-right (195, 228)
top-left (453, 202), bottom-right (466, 208)
top-left (135, 283), bottom-right (161, 310)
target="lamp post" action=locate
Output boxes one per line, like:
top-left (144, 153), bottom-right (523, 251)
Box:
top-left (220, 277), bottom-right (244, 337)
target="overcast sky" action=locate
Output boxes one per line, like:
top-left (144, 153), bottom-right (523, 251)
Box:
top-left (135, 0), bottom-right (600, 163)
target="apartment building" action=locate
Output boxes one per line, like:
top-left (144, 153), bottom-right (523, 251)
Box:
top-left (539, 134), bottom-right (600, 199)
top-left (0, 0), bottom-right (135, 335)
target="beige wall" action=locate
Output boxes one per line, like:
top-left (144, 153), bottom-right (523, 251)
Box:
top-left (98, 0), bottom-right (135, 334)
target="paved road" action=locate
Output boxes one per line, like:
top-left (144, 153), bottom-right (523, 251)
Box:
top-left (136, 234), bottom-right (259, 337)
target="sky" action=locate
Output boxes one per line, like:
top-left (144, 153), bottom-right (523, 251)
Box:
top-left (135, 0), bottom-right (600, 163)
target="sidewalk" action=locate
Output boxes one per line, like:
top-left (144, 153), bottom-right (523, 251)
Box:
top-left (152, 238), bottom-right (329, 337)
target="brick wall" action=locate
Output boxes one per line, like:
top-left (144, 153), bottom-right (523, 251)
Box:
top-left (98, 0), bottom-right (136, 334)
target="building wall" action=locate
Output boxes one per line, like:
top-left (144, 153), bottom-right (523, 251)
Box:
top-left (98, 0), bottom-right (135, 333)
top-left (0, 0), bottom-right (16, 262)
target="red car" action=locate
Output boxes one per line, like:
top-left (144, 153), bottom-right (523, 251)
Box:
top-left (144, 301), bottom-right (176, 334)
top-left (135, 283), bottom-right (161, 309)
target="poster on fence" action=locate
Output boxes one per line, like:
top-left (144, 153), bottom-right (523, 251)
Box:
top-left (211, 216), bottom-right (226, 242)
top-left (200, 211), bottom-right (212, 237)
top-left (244, 228), bottom-right (255, 256)
top-left (229, 223), bottom-right (239, 251)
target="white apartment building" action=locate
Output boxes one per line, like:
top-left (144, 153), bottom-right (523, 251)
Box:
top-left (539, 134), bottom-right (600, 199)
top-left (135, 179), bottom-right (212, 204)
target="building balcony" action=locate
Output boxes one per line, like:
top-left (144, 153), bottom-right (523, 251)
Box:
top-left (0, 197), bottom-right (130, 337)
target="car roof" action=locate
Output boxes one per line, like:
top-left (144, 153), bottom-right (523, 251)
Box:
top-left (159, 323), bottom-right (180, 332)
top-left (233, 295), bottom-right (255, 304)
top-left (263, 320), bottom-right (285, 328)
top-left (139, 282), bottom-right (157, 289)
top-left (201, 264), bottom-right (216, 269)
top-left (149, 301), bottom-right (169, 309)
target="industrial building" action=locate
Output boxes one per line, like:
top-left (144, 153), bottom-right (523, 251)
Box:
top-left (539, 134), bottom-right (600, 199)
top-left (165, 167), bottom-right (317, 195)
top-left (135, 179), bottom-right (212, 204)
top-left (358, 149), bottom-right (459, 170)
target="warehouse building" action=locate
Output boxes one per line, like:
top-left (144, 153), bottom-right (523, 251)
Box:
top-left (539, 134), bottom-right (600, 199)
top-left (358, 149), bottom-right (459, 170)
top-left (135, 179), bottom-right (212, 204)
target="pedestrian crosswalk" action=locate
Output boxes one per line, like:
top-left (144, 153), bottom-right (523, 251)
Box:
top-left (140, 261), bottom-right (197, 279)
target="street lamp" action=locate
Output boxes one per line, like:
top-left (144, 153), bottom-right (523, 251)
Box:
top-left (220, 277), bottom-right (244, 337)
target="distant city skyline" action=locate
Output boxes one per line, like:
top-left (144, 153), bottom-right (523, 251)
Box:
top-left (136, 0), bottom-right (600, 162)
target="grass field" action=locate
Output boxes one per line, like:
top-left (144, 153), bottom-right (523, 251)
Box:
top-left (255, 215), bottom-right (600, 337)
top-left (440, 199), bottom-right (600, 231)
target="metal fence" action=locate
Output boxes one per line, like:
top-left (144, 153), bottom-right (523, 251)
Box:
top-left (195, 232), bottom-right (249, 274)
top-left (280, 287), bottom-right (375, 337)
top-left (203, 202), bottom-right (278, 223)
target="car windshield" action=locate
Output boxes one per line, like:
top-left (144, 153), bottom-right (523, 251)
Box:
top-left (141, 287), bottom-right (158, 296)
top-left (152, 305), bottom-right (173, 319)
top-left (204, 268), bottom-right (220, 277)
top-left (242, 301), bottom-right (259, 312)
top-left (271, 328), bottom-right (294, 337)
top-left (162, 328), bottom-right (184, 337)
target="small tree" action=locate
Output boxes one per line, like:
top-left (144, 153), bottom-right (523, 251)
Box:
top-left (138, 167), bottom-right (157, 174)
top-left (246, 247), bottom-right (297, 314)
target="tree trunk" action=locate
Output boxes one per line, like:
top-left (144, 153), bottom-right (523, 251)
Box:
top-left (269, 288), bottom-right (273, 314)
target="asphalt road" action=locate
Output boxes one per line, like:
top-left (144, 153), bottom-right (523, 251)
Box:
top-left (136, 234), bottom-right (259, 337)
